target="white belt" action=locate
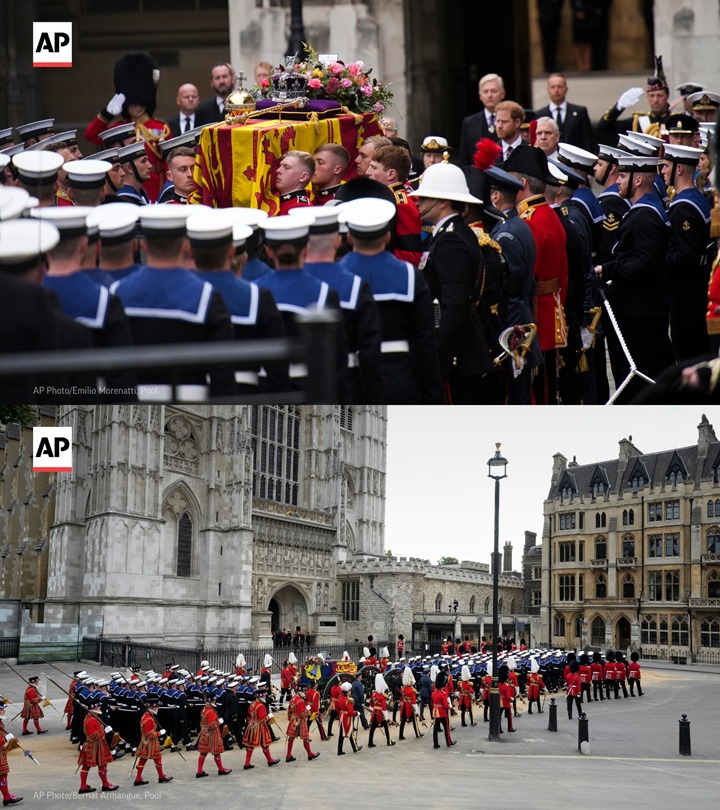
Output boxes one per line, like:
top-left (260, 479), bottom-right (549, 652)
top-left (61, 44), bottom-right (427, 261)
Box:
top-left (234, 370), bottom-right (259, 386)
top-left (289, 362), bottom-right (308, 378)
top-left (347, 352), bottom-right (359, 368)
top-left (138, 384), bottom-right (209, 402)
top-left (381, 340), bottom-right (410, 353)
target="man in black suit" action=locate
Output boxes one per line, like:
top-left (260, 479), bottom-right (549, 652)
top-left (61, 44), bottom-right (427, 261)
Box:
top-left (458, 73), bottom-right (505, 166)
top-left (534, 74), bottom-right (594, 152)
top-left (195, 63), bottom-right (236, 125)
top-left (168, 83), bottom-right (200, 137)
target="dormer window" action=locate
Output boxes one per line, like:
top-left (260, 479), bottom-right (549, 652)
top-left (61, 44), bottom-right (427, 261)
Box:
top-left (631, 473), bottom-right (644, 494)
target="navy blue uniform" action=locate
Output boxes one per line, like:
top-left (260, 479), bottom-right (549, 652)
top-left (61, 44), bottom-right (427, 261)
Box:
top-left (340, 251), bottom-right (441, 403)
top-left (306, 260), bottom-right (384, 404)
top-left (111, 266), bottom-right (236, 400)
top-left (195, 270), bottom-right (289, 395)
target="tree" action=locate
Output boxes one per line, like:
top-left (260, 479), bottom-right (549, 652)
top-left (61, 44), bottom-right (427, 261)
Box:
top-left (385, 549), bottom-right (395, 560)
top-left (438, 556), bottom-right (459, 566)
top-left (0, 406), bottom-right (37, 428)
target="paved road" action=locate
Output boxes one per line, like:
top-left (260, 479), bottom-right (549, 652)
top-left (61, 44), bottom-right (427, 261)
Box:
top-left (0, 661), bottom-right (717, 809)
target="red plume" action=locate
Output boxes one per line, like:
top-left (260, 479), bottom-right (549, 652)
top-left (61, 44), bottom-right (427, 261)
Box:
top-left (473, 138), bottom-right (501, 171)
top-left (529, 119), bottom-right (538, 146)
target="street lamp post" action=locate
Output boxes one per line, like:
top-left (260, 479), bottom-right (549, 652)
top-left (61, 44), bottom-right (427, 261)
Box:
top-left (487, 442), bottom-right (508, 742)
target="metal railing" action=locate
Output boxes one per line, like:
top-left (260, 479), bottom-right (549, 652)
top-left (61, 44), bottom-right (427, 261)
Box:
top-left (0, 312), bottom-right (339, 404)
top-left (0, 637), bottom-right (20, 659)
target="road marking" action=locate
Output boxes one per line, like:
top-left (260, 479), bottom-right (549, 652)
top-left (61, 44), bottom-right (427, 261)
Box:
top-left (465, 754), bottom-right (720, 763)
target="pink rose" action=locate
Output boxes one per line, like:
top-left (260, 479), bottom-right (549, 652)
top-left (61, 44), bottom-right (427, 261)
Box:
top-left (325, 77), bottom-right (341, 95)
top-left (308, 77), bottom-right (322, 89)
top-left (372, 101), bottom-right (385, 114)
top-left (260, 78), bottom-right (270, 88)
top-left (348, 63), bottom-right (359, 77)
top-left (340, 78), bottom-right (353, 88)
top-left (331, 62), bottom-right (344, 76)
top-left (355, 60), bottom-right (365, 71)
top-left (361, 84), bottom-right (373, 96)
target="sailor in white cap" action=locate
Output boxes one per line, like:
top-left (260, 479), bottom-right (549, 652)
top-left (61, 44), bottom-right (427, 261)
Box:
top-left (116, 140), bottom-right (152, 205)
top-left (186, 209), bottom-right (289, 395)
top-left (109, 205), bottom-right (235, 402)
top-left (15, 118), bottom-right (55, 147)
top-left (26, 129), bottom-right (82, 160)
top-left (0, 127), bottom-right (14, 148)
top-left (687, 90), bottom-right (720, 124)
top-left (11, 150), bottom-right (64, 206)
top-left (85, 148), bottom-right (127, 203)
top-left (660, 142), bottom-right (713, 361)
top-left (227, 208), bottom-right (271, 281)
top-left (63, 159), bottom-right (113, 207)
top-left (593, 144), bottom-right (633, 264)
top-left (256, 214), bottom-right (348, 400)
top-left (594, 153), bottom-right (675, 403)
top-left (298, 205), bottom-right (383, 403)
top-left (89, 204), bottom-right (140, 282)
top-left (338, 197), bottom-right (441, 403)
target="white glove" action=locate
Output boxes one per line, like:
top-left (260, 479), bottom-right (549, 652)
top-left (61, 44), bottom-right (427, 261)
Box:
top-left (5, 733), bottom-right (14, 741)
top-left (383, 710), bottom-right (389, 721)
top-left (447, 698), bottom-right (452, 709)
top-left (515, 687), bottom-right (520, 696)
top-left (106, 93), bottom-right (126, 117)
top-left (159, 729), bottom-right (166, 735)
top-left (268, 713), bottom-right (273, 720)
top-left (218, 717), bottom-right (224, 725)
top-left (306, 704), bottom-right (312, 712)
top-left (105, 725), bottom-right (113, 733)
top-left (616, 87), bottom-right (644, 111)
top-left (580, 327), bottom-right (595, 350)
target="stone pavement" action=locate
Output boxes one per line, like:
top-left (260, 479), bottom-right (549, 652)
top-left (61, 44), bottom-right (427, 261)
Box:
top-left (0, 661), bottom-right (718, 809)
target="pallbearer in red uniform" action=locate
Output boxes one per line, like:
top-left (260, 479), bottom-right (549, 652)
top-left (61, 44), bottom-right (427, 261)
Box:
top-left (431, 671), bottom-right (455, 748)
top-left (285, 686), bottom-right (320, 763)
top-left (20, 677), bottom-right (46, 736)
top-left (458, 665), bottom-right (475, 727)
top-left (312, 144), bottom-right (349, 205)
top-left (78, 699), bottom-right (117, 794)
top-left (336, 681), bottom-right (361, 755)
top-left (275, 152), bottom-right (314, 215)
top-left (0, 698), bottom-right (22, 806)
top-left (242, 687), bottom-right (279, 770)
top-left (368, 673), bottom-right (395, 748)
top-left (196, 693), bottom-right (232, 778)
top-left (134, 695), bottom-right (173, 786)
top-left (398, 665), bottom-right (420, 740)
top-left (526, 658), bottom-right (546, 714)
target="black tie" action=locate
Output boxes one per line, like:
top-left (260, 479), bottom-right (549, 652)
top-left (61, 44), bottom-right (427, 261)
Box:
top-left (555, 107), bottom-right (563, 127)
top-left (182, 116), bottom-right (189, 133)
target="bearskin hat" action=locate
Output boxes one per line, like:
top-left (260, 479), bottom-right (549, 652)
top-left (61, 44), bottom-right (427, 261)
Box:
top-left (630, 651), bottom-right (640, 662)
top-left (114, 53), bottom-right (160, 117)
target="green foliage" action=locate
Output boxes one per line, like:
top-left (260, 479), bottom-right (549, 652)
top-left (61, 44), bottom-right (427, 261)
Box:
top-left (0, 405), bottom-right (37, 428)
top-left (438, 556), bottom-right (459, 566)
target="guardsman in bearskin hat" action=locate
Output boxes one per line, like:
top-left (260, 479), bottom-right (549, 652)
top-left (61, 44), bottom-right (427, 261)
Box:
top-left (628, 652), bottom-right (644, 696)
top-left (84, 53), bottom-right (171, 202)
top-left (565, 660), bottom-right (582, 720)
top-left (285, 685), bottom-right (320, 763)
top-left (498, 664), bottom-right (516, 732)
top-left (20, 676), bottom-right (47, 736)
top-left (431, 670), bottom-right (455, 748)
top-left (196, 693), bottom-right (232, 778)
top-left (591, 652), bottom-right (605, 701)
top-left (78, 698), bottom-right (118, 794)
top-left (134, 695), bottom-right (173, 786)
top-left (0, 697), bottom-right (22, 806)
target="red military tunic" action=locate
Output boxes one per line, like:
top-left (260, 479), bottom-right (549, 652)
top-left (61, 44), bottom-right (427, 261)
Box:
top-left (399, 684), bottom-right (417, 720)
top-left (431, 687), bottom-right (449, 719)
top-left (280, 664), bottom-right (297, 691)
top-left (365, 655), bottom-right (378, 668)
top-left (579, 662), bottom-right (592, 688)
top-left (517, 194), bottom-right (568, 352)
top-left (136, 710), bottom-right (162, 760)
top-left (369, 690), bottom-right (388, 724)
top-left (55, 188), bottom-right (74, 207)
top-left (314, 185), bottom-right (341, 206)
top-left (565, 672), bottom-right (581, 698)
top-left (64, 679), bottom-right (78, 716)
top-left (278, 190), bottom-right (312, 215)
top-left (590, 660), bottom-right (603, 683)
top-left (389, 182), bottom-right (422, 267)
top-left (458, 680), bottom-right (474, 711)
top-left (481, 674), bottom-right (492, 703)
top-left (707, 253), bottom-right (720, 340)
top-left (286, 694), bottom-right (311, 741)
top-left (84, 115), bottom-right (171, 203)
top-left (306, 686), bottom-right (321, 719)
top-left (628, 660), bottom-right (642, 680)
top-left (242, 700), bottom-right (273, 750)
top-left (78, 712), bottom-right (113, 769)
top-left (499, 681), bottom-right (515, 710)
top-left (21, 685), bottom-right (43, 720)
top-left (328, 682), bottom-right (342, 715)
top-left (336, 693), bottom-right (356, 736)
top-left (198, 704), bottom-right (224, 755)
top-left (0, 721), bottom-right (11, 776)
top-left (379, 657), bottom-right (390, 673)
top-left (526, 672), bottom-right (545, 701)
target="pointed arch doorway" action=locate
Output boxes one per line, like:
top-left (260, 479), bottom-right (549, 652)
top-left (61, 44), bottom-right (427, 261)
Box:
top-left (268, 584), bottom-right (309, 637)
top-left (616, 616), bottom-right (631, 651)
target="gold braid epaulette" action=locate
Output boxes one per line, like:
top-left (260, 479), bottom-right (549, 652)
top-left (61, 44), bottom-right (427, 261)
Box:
top-left (469, 224), bottom-right (502, 255)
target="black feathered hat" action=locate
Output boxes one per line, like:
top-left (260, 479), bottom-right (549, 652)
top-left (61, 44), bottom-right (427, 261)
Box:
top-left (114, 53), bottom-right (160, 117)
top-left (503, 144), bottom-right (552, 183)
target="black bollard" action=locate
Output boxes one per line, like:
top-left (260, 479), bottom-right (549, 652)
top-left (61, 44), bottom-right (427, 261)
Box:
top-left (548, 698), bottom-right (557, 732)
top-left (578, 712), bottom-right (589, 750)
top-left (679, 714), bottom-right (691, 756)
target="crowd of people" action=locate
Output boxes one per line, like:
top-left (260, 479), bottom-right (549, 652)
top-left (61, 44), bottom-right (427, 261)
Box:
top-left (0, 643), bottom-right (644, 803)
top-left (0, 51), bottom-right (719, 404)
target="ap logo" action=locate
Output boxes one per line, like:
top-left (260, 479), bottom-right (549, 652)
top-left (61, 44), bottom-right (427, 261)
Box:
top-left (33, 22), bottom-right (73, 68)
top-left (33, 426), bottom-right (73, 472)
